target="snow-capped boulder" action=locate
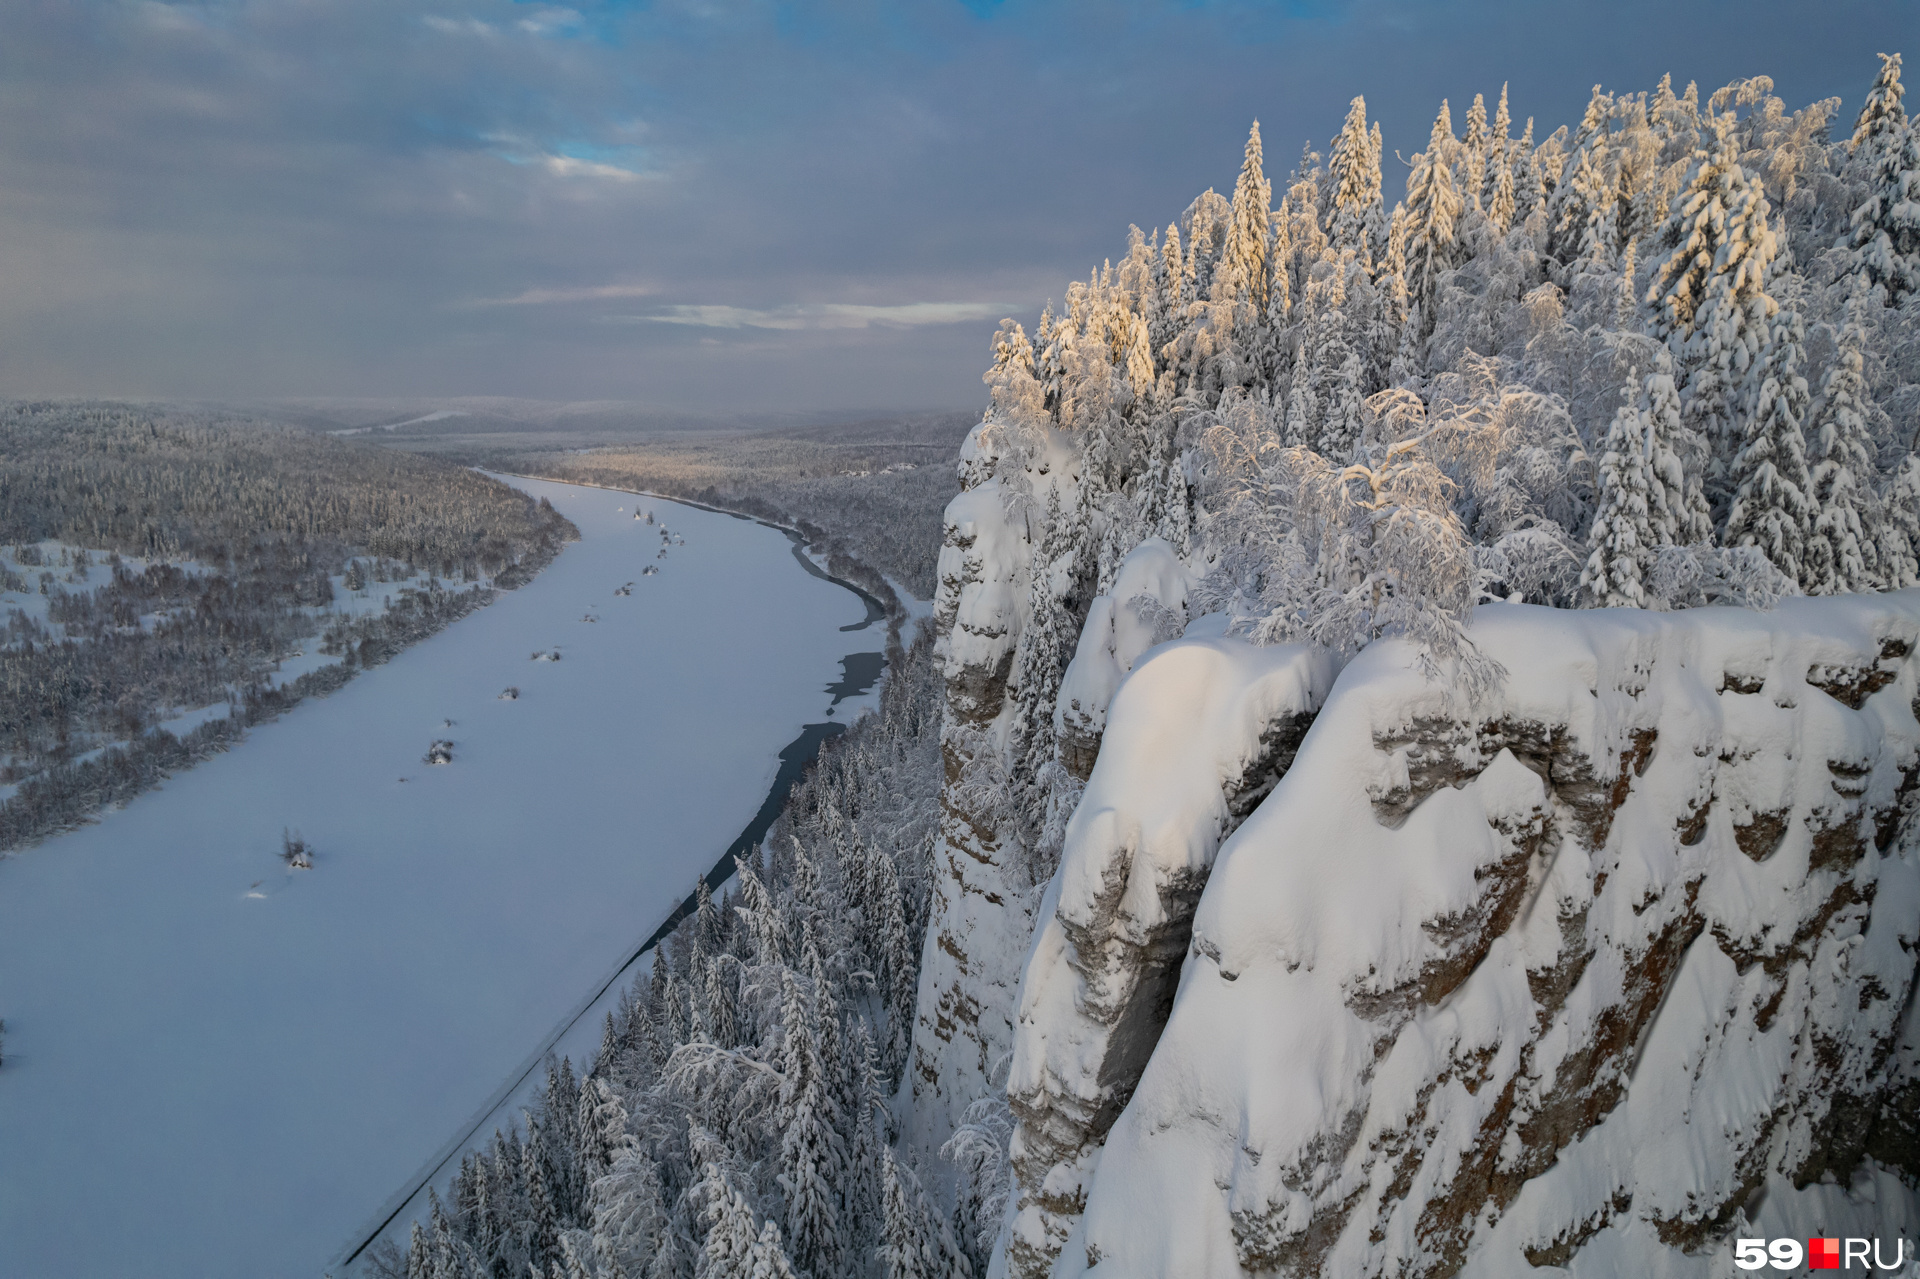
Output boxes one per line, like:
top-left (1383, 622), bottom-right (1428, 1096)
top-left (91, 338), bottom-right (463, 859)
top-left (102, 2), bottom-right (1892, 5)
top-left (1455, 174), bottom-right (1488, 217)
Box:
top-left (1053, 538), bottom-right (1199, 779)
top-left (1007, 635), bottom-right (1333, 1277)
top-left (1004, 595), bottom-right (1920, 1278)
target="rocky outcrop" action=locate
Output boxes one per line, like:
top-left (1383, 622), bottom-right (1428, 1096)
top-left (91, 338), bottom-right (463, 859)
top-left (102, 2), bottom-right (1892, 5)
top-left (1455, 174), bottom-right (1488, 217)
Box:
top-left (1004, 637), bottom-right (1333, 1278)
top-left (910, 420), bottom-right (1079, 1150)
top-left (1053, 539), bottom-right (1198, 781)
top-left (1000, 596), bottom-right (1920, 1277)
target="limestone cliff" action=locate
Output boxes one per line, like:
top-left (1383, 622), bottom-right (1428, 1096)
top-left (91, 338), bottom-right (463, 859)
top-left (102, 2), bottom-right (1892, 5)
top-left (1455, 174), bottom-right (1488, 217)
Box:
top-left (1002, 596), bottom-right (1920, 1277)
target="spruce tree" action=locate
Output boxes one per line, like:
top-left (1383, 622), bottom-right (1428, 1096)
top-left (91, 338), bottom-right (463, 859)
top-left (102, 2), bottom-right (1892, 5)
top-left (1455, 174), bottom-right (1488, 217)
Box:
top-left (1722, 306), bottom-right (1814, 586)
top-left (747, 1219), bottom-right (802, 1279)
top-left (1460, 93), bottom-right (1489, 215)
top-left (1646, 113), bottom-right (1778, 506)
top-left (1846, 53), bottom-right (1920, 305)
top-left (1512, 117), bottom-right (1542, 223)
top-left (878, 1147), bottom-right (972, 1279)
top-left (524, 1121), bottom-right (562, 1275)
top-left (1582, 398), bottom-right (1659, 608)
top-left (777, 968), bottom-right (845, 1276)
top-left (1402, 102), bottom-right (1463, 355)
top-left (1548, 86), bottom-right (1613, 264)
top-left (700, 1176), bottom-right (764, 1279)
top-left (874, 845), bottom-right (917, 1081)
top-left (1324, 97), bottom-right (1383, 263)
top-left (1484, 84), bottom-right (1516, 232)
top-left (1804, 294), bottom-right (1882, 594)
top-left (1884, 455), bottom-right (1920, 590)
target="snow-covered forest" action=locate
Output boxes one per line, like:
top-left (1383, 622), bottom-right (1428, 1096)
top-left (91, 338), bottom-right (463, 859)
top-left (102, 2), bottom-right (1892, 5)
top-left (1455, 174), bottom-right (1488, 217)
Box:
top-left (374, 627), bottom-right (954, 1279)
top-left (351, 52), bottom-right (1920, 1279)
top-left (940, 52), bottom-right (1920, 901)
top-left (484, 413), bottom-right (976, 604)
top-left (0, 404), bottom-right (576, 851)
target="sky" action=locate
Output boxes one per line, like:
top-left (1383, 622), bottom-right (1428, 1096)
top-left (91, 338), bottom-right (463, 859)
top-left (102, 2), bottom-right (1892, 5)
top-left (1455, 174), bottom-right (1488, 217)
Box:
top-left (0, 0), bottom-right (1908, 414)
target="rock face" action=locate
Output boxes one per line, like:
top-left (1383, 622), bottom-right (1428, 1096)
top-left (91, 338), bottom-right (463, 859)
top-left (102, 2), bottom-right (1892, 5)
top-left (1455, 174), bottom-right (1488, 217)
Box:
top-left (909, 432), bottom-right (1034, 1145)
top-left (910, 420), bottom-right (1081, 1148)
top-left (1053, 539), bottom-right (1198, 781)
top-left (1005, 637), bottom-right (1334, 1277)
top-left (1000, 596), bottom-right (1920, 1278)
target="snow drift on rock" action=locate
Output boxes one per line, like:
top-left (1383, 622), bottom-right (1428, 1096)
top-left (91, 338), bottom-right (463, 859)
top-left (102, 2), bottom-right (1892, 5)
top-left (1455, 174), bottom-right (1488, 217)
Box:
top-left (1005, 594), bottom-right (1920, 1278)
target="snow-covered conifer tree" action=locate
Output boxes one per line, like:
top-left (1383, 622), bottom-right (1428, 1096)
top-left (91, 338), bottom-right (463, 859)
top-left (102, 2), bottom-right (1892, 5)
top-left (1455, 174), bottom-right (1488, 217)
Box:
top-left (1402, 102), bottom-right (1464, 360)
top-left (777, 967), bottom-right (844, 1276)
top-left (1582, 398), bottom-right (1660, 607)
top-left (1885, 455), bottom-right (1920, 589)
top-left (878, 1147), bottom-right (971, 1279)
top-left (1460, 93), bottom-right (1490, 215)
top-left (1512, 117), bottom-right (1543, 223)
top-left (699, 1169), bottom-right (765, 1279)
top-left (1549, 87), bottom-right (1614, 264)
top-left (1485, 85), bottom-right (1517, 234)
top-left (1722, 305), bottom-right (1814, 585)
top-left (1325, 97), bottom-right (1383, 264)
top-left (1646, 112), bottom-right (1779, 505)
top-left (1805, 291), bottom-right (1883, 593)
top-left (1846, 53), bottom-right (1920, 305)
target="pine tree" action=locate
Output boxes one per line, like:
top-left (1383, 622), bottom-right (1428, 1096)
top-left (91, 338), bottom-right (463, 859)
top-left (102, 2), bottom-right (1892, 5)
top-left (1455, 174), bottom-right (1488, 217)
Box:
top-left (1722, 306), bottom-right (1814, 586)
top-left (1804, 294), bottom-right (1883, 594)
top-left (1582, 399), bottom-right (1660, 608)
top-left (1845, 53), bottom-right (1920, 305)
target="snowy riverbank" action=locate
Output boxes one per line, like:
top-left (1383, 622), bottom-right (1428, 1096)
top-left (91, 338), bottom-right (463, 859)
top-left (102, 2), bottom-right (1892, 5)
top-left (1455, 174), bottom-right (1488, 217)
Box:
top-left (0, 475), bottom-right (883, 1279)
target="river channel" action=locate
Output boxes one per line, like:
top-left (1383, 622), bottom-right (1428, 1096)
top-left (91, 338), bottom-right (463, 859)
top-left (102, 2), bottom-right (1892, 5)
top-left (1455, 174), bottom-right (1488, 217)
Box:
top-left (0, 475), bottom-right (885, 1279)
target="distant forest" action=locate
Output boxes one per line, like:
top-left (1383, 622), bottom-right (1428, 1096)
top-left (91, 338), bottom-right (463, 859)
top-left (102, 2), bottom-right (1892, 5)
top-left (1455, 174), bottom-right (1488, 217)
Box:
top-left (440, 414), bottom-right (975, 603)
top-left (0, 402), bottom-right (576, 851)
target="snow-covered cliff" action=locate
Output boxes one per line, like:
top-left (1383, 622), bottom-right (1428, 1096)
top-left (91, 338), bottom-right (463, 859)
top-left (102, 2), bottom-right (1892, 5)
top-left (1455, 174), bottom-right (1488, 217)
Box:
top-left (1002, 595), bottom-right (1920, 1277)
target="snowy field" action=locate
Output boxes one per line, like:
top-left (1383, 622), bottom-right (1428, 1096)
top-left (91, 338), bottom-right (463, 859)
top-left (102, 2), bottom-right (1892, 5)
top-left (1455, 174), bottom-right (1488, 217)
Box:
top-left (0, 475), bottom-right (882, 1279)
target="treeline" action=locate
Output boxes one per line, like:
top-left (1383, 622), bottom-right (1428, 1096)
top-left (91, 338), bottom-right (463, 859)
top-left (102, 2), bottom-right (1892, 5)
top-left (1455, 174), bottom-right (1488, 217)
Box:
top-left (371, 631), bottom-right (970, 1279)
top-left (0, 403), bottom-right (577, 851)
top-left (499, 415), bottom-right (972, 600)
top-left (0, 401), bottom-right (571, 576)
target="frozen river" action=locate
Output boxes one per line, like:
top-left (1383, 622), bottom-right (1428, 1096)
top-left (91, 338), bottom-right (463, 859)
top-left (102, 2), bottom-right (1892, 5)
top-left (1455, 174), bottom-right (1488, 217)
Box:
top-left (0, 475), bottom-right (884, 1279)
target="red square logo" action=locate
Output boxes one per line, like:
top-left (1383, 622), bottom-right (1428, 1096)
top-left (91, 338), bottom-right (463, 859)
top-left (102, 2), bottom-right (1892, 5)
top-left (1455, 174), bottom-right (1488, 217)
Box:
top-left (1809, 1238), bottom-right (1841, 1269)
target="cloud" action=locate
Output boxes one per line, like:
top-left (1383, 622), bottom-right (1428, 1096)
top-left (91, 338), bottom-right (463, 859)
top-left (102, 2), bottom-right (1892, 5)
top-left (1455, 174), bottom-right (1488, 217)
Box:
top-left (540, 153), bottom-right (647, 181)
top-left (422, 15), bottom-right (498, 37)
top-left (468, 283), bottom-right (658, 307)
top-left (636, 302), bottom-right (1016, 330)
top-left (517, 8), bottom-right (584, 36)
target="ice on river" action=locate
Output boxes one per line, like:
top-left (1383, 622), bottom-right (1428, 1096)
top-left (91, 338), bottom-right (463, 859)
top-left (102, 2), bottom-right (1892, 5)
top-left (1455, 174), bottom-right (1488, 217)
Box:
top-left (0, 475), bottom-right (880, 1279)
